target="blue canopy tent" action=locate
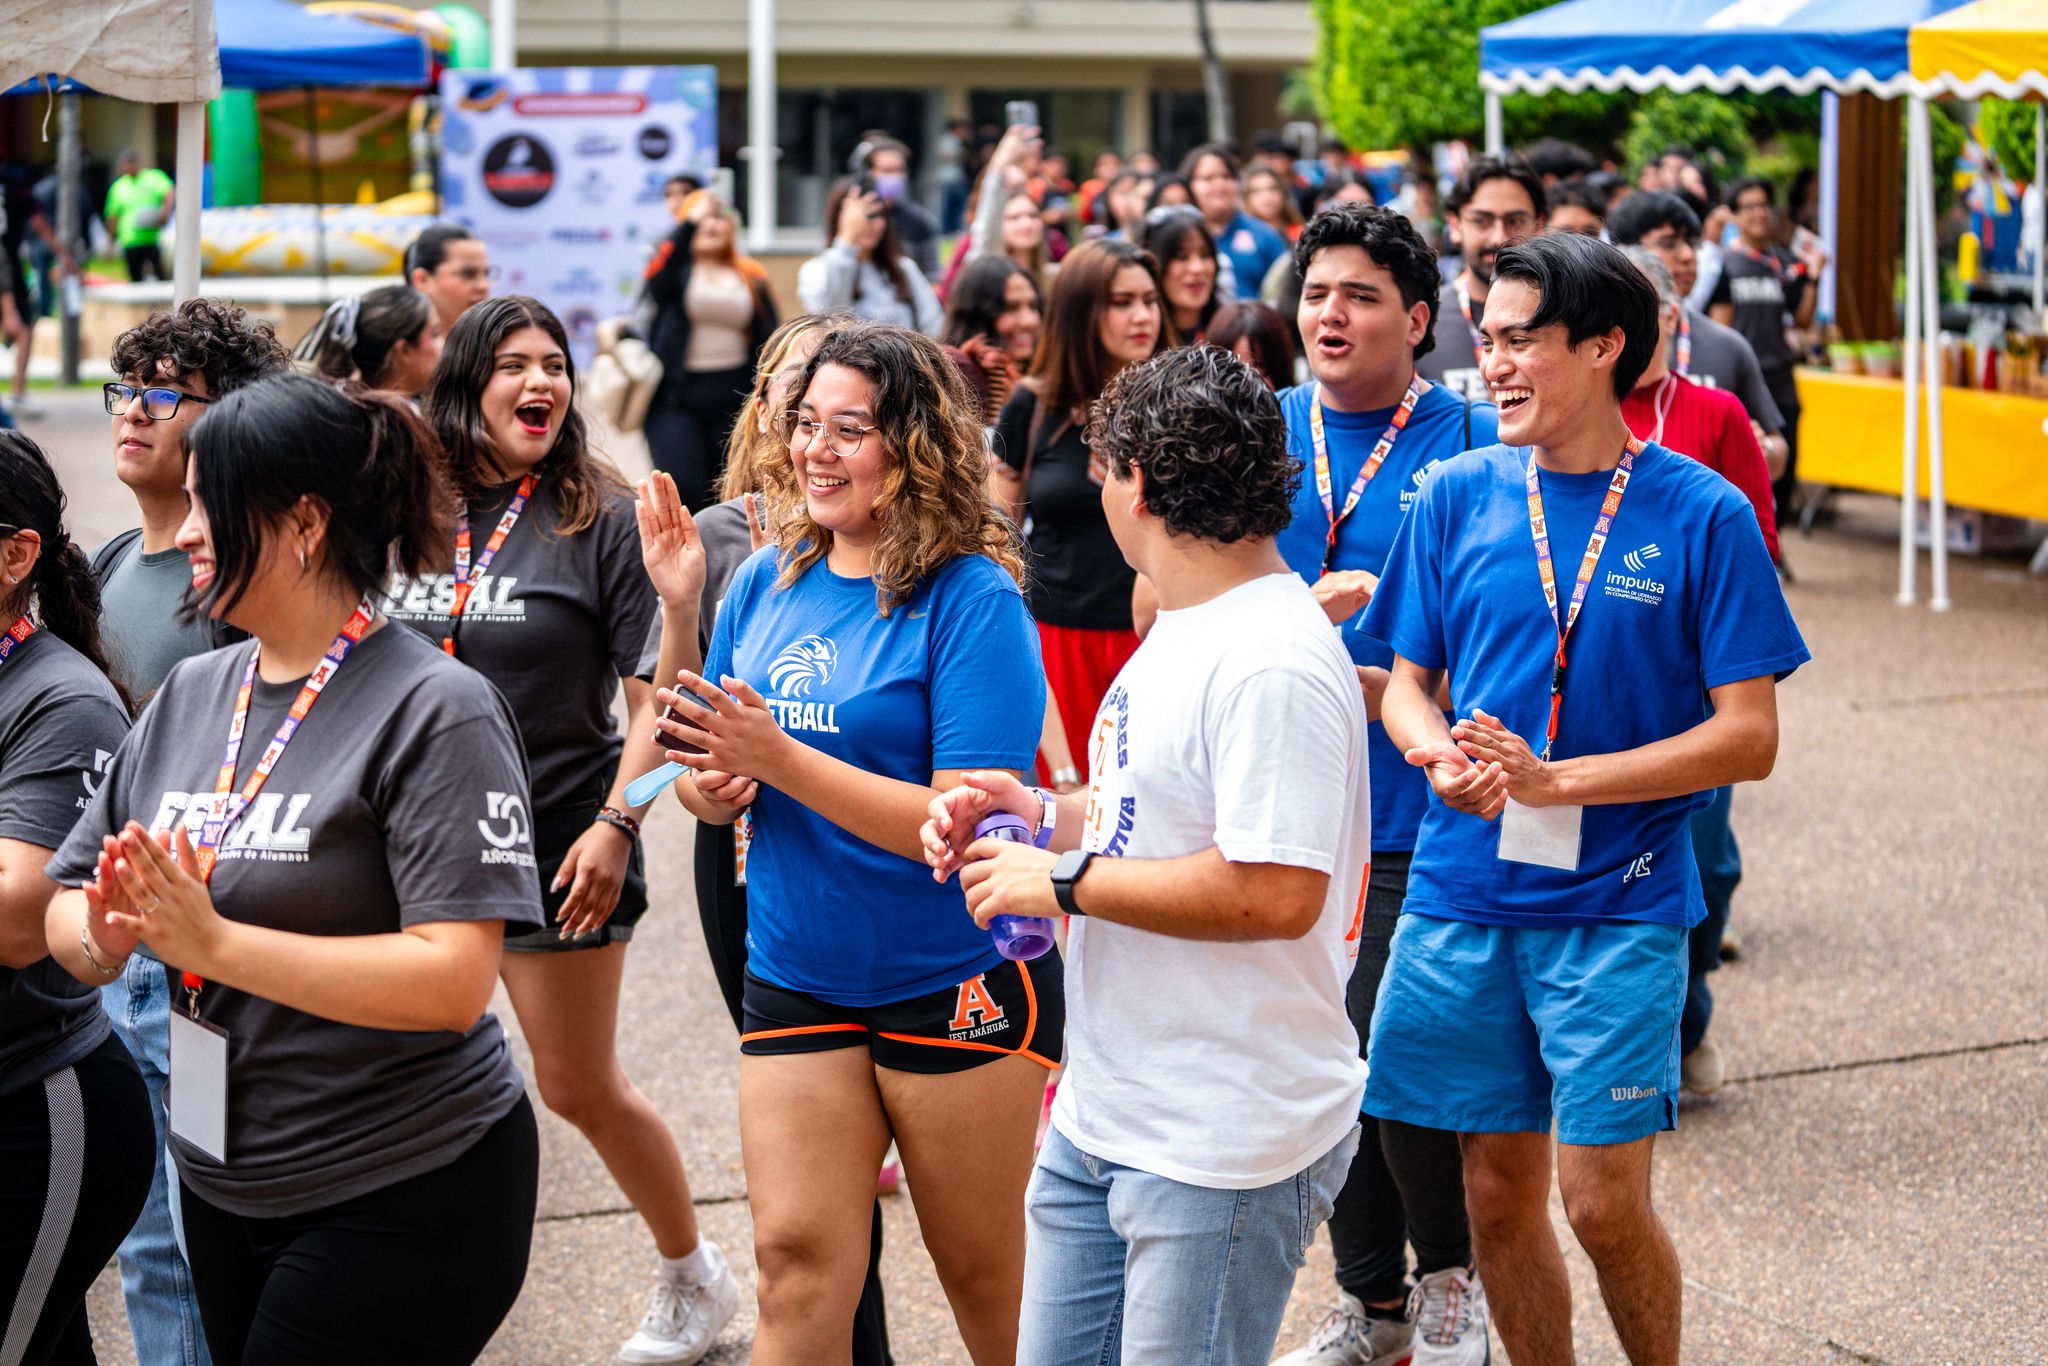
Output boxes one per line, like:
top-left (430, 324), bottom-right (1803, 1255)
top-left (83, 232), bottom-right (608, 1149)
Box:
top-left (217, 0), bottom-right (431, 88)
top-left (1477, 0), bottom-right (1972, 608)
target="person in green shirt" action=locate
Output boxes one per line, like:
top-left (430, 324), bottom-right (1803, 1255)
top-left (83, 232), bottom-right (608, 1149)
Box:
top-left (104, 149), bottom-right (174, 283)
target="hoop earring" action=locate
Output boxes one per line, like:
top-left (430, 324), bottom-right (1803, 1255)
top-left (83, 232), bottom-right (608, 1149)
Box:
top-left (298, 547), bottom-right (308, 572)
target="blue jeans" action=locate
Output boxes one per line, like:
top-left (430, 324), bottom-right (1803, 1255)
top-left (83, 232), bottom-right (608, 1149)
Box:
top-left (101, 957), bottom-right (213, 1366)
top-left (1682, 786), bottom-right (1742, 1055)
top-left (1018, 1124), bottom-right (1359, 1366)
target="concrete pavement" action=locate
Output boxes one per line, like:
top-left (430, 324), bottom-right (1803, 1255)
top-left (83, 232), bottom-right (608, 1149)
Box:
top-left (19, 380), bottom-right (2041, 1365)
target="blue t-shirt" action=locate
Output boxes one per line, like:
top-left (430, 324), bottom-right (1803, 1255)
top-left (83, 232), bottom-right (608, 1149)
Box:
top-left (1274, 381), bottom-right (1499, 852)
top-left (1218, 211), bottom-right (1289, 303)
top-left (1359, 442), bottom-right (1809, 928)
top-left (705, 549), bottom-right (1046, 1005)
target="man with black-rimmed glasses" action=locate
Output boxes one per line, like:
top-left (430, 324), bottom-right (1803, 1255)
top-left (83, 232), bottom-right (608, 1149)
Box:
top-left (85, 296), bottom-right (288, 1366)
top-left (1416, 155), bottom-right (1547, 402)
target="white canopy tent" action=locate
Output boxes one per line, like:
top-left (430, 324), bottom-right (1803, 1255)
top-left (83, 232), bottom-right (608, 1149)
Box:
top-left (1, 0), bottom-right (222, 303)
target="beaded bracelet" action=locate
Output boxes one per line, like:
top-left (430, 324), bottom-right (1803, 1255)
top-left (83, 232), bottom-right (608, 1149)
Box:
top-left (595, 806), bottom-right (642, 840)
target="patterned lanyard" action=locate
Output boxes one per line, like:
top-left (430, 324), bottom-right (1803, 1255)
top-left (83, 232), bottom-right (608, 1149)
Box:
top-left (182, 595), bottom-right (377, 1014)
top-left (1524, 440), bottom-right (1644, 761)
top-left (1674, 308), bottom-right (1691, 379)
top-left (1455, 280), bottom-right (1484, 366)
top-left (0, 615), bottom-right (33, 667)
top-left (1310, 374), bottom-right (1428, 575)
top-left (1729, 239), bottom-right (1805, 284)
top-left (447, 473), bottom-right (538, 656)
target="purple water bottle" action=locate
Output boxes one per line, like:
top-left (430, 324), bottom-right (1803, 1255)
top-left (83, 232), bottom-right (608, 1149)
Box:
top-left (975, 812), bottom-right (1056, 961)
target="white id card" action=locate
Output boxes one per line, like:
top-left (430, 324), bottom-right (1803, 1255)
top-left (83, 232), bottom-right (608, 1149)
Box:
top-left (168, 1012), bottom-right (229, 1163)
top-left (1497, 798), bottom-right (1583, 871)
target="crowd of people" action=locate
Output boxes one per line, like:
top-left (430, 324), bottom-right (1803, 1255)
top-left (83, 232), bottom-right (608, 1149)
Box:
top-left (0, 130), bottom-right (1815, 1366)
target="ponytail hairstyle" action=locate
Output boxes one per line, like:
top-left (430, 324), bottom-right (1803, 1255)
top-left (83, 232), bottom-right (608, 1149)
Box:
top-left (183, 373), bottom-right (454, 621)
top-left (0, 432), bottom-right (134, 713)
top-left (293, 284), bottom-right (435, 389)
top-left (421, 294), bottom-right (627, 537)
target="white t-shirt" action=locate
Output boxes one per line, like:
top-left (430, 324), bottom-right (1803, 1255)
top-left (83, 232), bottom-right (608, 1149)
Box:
top-left (1051, 572), bottom-right (1371, 1189)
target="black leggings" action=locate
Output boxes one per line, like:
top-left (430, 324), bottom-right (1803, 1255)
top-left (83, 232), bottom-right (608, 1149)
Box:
top-left (1327, 853), bottom-right (1473, 1306)
top-left (695, 820), bottom-right (895, 1366)
top-left (646, 365), bottom-right (754, 513)
top-left (179, 1095), bottom-right (539, 1366)
top-left (0, 1033), bottom-right (154, 1366)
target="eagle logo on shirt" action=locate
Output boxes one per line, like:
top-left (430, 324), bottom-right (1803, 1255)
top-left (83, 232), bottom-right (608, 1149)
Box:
top-left (768, 635), bottom-right (838, 698)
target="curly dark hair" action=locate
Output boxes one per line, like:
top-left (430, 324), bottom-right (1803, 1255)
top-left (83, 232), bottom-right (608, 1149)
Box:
top-left (1085, 345), bottom-right (1297, 544)
top-left (1294, 203), bottom-right (1442, 361)
top-left (109, 297), bottom-right (292, 396)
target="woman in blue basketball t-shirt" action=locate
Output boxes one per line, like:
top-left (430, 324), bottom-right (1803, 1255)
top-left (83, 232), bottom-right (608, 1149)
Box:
top-left (655, 320), bottom-right (1055, 1364)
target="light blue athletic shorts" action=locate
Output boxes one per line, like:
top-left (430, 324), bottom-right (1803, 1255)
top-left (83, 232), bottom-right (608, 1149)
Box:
top-left (1364, 914), bottom-right (1688, 1146)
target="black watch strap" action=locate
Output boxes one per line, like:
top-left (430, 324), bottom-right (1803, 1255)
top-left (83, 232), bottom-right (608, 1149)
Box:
top-left (1051, 849), bottom-right (1095, 917)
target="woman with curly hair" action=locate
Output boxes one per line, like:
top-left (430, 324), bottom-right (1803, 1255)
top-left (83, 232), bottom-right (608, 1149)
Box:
top-left (650, 320), bottom-right (1055, 1366)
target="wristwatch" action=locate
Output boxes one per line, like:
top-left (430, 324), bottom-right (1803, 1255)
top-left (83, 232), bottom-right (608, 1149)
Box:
top-left (1049, 849), bottom-right (1096, 917)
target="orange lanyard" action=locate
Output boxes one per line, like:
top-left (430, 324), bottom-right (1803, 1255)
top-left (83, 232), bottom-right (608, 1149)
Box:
top-left (1524, 441), bottom-right (1643, 761)
top-left (447, 474), bottom-right (538, 656)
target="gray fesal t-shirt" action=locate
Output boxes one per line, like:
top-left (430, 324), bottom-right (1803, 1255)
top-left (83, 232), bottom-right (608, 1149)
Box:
top-left (1416, 278), bottom-right (1489, 402)
top-left (385, 481), bottom-right (657, 812)
top-left (48, 622), bottom-right (546, 1217)
top-left (0, 628), bottom-right (128, 1098)
top-left (1683, 307), bottom-right (1786, 435)
top-left (96, 537), bottom-right (218, 705)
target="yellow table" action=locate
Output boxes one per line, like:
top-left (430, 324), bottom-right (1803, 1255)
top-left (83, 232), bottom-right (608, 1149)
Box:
top-left (1795, 368), bottom-right (2048, 521)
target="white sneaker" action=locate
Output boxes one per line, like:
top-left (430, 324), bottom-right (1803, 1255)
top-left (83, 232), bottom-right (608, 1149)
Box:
top-left (1408, 1265), bottom-right (1490, 1364)
top-left (616, 1242), bottom-right (741, 1365)
top-left (1273, 1290), bottom-right (1415, 1365)
top-left (1681, 1038), bottom-right (1725, 1095)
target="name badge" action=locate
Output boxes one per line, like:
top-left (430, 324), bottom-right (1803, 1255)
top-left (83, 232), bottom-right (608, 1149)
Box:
top-left (169, 1012), bottom-right (229, 1162)
top-left (1497, 798), bottom-right (1582, 871)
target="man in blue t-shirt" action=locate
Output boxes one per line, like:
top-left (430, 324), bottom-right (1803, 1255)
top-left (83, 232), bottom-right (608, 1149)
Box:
top-left (1361, 232), bottom-right (1808, 1366)
top-left (1270, 202), bottom-right (1499, 1366)
top-left (1183, 142), bottom-right (1289, 300)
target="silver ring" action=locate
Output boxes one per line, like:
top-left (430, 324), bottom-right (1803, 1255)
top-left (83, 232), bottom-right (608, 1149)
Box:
top-left (140, 897), bottom-right (161, 914)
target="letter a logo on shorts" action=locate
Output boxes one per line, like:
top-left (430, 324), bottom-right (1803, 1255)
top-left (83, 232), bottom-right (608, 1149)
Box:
top-left (949, 975), bottom-right (1006, 1032)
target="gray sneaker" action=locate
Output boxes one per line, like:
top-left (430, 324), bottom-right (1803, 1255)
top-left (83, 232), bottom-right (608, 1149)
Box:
top-left (1273, 1290), bottom-right (1415, 1365)
top-left (615, 1242), bottom-right (741, 1365)
top-left (1408, 1265), bottom-right (1490, 1364)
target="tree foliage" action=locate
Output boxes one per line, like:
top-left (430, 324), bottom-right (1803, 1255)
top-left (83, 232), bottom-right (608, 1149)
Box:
top-left (1979, 98), bottom-right (2039, 185)
top-left (1312, 0), bottom-right (1553, 150)
top-left (1621, 91), bottom-right (1757, 181)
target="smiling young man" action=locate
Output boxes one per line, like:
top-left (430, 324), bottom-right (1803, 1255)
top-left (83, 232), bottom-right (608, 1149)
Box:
top-left (1415, 155), bottom-right (1545, 402)
top-left (924, 344), bottom-right (1370, 1366)
top-left (1270, 202), bottom-right (1498, 1366)
top-left (1359, 233), bottom-right (1808, 1366)
top-left (89, 297), bottom-right (290, 1366)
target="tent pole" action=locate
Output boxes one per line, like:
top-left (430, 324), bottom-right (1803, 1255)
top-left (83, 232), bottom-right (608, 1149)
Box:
top-left (1819, 91), bottom-right (1840, 324)
top-left (172, 101), bottom-right (205, 304)
top-left (491, 0), bottom-right (517, 71)
top-left (1484, 90), bottom-right (1504, 156)
top-left (1899, 98), bottom-right (1922, 607)
top-left (57, 92), bottom-right (80, 386)
top-left (2034, 101), bottom-right (2044, 316)
top-left (305, 87), bottom-right (329, 294)
top-left (1918, 98), bottom-right (1950, 611)
top-left (745, 0), bottom-right (777, 252)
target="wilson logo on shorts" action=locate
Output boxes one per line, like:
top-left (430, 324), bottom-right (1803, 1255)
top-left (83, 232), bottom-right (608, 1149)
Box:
top-left (768, 634), bottom-right (838, 698)
top-left (948, 975), bottom-right (1006, 1034)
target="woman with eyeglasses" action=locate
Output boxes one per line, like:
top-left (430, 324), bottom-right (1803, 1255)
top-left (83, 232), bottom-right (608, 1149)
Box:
top-left (991, 238), bottom-right (1165, 796)
top-left (651, 321), bottom-right (1052, 1365)
top-left (1, 434), bottom-right (153, 1366)
top-left (1139, 207), bottom-right (1226, 343)
top-left (940, 256), bottom-right (1044, 425)
top-left (643, 189), bottom-right (783, 512)
top-left (294, 284), bottom-right (444, 398)
top-left (404, 222), bottom-right (495, 338)
top-left (399, 296), bottom-right (743, 1364)
top-left (44, 375), bottom-right (545, 1364)
top-left (797, 180), bottom-right (943, 337)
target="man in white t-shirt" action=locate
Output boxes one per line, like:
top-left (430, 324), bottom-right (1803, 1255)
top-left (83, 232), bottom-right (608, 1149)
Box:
top-left (921, 345), bottom-right (1371, 1366)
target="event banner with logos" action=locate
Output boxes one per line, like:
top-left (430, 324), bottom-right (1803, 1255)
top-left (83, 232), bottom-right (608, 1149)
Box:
top-left (439, 66), bottom-right (717, 365)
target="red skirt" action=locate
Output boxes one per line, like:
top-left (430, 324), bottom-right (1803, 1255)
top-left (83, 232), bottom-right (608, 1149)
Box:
top-left (1036, 621), bottom-right (1140, 785)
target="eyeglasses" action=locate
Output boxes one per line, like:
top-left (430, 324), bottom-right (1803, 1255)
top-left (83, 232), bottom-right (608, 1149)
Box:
top-left (1458, 210), bottom-right (1536, 235)
top-left (777, 411), bottom-right (877, 458)
top-left (104, 382), bottom-right (215, 421)
top-left (1734, 199), bottom-right (1772, 214)
top-left (438, 263), bottom-right (502, 282)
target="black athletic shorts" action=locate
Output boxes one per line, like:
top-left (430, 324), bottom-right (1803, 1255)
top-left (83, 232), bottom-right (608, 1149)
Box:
top-left (740, 955), bottom-right (1064, 1074)
top-left (505, 772), bottom-right (649, 953)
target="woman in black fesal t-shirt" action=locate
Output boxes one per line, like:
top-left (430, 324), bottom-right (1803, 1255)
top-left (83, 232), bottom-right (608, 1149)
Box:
top-left (0, 433), bottom-right (152, 1364)
top-left (412, 296), bottom-right (740, 1363)
top-left (991, 238), bottom-right (1167, 795)
top-left (45, 377), bottom-right (544, 1364)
